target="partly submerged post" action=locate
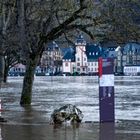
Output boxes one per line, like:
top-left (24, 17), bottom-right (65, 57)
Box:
top-left (98, 57), bottom-right (115, 123)
top-left (0, 99), bottom-right (6, 122)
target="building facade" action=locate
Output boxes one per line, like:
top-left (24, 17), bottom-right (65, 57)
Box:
top-left (9, 39), bottom-right (140, 76)
top-left (9, 63), bottom-right (26, 76)
top-left (62, 48), bottom-right (75, 74)
top-left (62, 35), bottom-right (103, 75)
top-left (39, 41), bottom-right (62, 75)
top-left (124, 65), bottom-right (140, 76)
top-left (75, 35), bottom-right (87, 74)
top-left (115, 43), bottom-right (140, 75)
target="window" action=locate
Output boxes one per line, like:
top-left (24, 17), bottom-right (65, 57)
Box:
top-left (77, 57), bottom-right (80, 61)
top-left (83, 68), bottom-right (85, 71)
top-left (77, 63), bottom-right (80, 66)
top-left (96, 52), bottom-right (98, 55)
top-left (89, 52), bottom-right (91, 55)
top-left (93, 52), bottom-right (95, 55)
top-left (96, 62), bottom-right (98, 66)
top-left (65, 63), bottom-right (68, 67)
top-left (77, 68), bottom-right (80, 71)
top-left (84, 58), bottom-right (86, 61)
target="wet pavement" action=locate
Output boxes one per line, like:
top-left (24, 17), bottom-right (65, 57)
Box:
top-left (1, 120), bottom-right (140, 140)
top-left (0, 76), bottom-right (140, 140)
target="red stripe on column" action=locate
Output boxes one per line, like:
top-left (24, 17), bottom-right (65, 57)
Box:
top-left (98, 57), bottom-right (102, 78)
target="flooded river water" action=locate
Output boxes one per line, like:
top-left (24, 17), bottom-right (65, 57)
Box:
top-left (0, 76), bottom-right (140, 140)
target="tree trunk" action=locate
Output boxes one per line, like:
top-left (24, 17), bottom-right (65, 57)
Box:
top-left (17, 0), bottom-right (27, 61)
top-left (0, 56), bottom-right (4, 84)
top-left (3, 64), bottom-right (9, 83)
top-left (0, 1), bottom-right (12, 84)
top-left (20, 55), bottom-right (39, 106)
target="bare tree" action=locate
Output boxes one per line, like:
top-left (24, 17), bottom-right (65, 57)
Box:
top-left (0, 0), bottom-right (16, 84)
top-left (100, 0), bottom-right (140, 43)
top-left (17, 0), bottom-right (104, 105)
top-left (4, 44), bottom-right (20, 83)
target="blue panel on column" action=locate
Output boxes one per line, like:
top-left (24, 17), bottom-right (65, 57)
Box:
top-left (99, 87), bottom-right (114, 122)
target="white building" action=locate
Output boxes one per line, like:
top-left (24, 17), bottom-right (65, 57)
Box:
top-left (75, 35), bottom-right (87, 74)
top-left (62, 48), bottom-right (75, 74)
top-left (62, 35), bottom-right (102, 75)
top-left (124, 65), bottom-right (140, 76)
top-left (9, 63), bottom-right (26, 76)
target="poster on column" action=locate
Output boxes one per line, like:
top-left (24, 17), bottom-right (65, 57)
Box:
top-left (99, 75), bottom-right (114, 87)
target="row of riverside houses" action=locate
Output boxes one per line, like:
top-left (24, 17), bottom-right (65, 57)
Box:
top-left (9, 41), bottom-right (62, 76)
top-left (62, 35), bottom-right (119, 76)
top-left (116, 43), bottom-right (140, 75)
top-left (62, 35), bottom-right (140, 76)
top-left (9, 35), bottom-right (140, 76)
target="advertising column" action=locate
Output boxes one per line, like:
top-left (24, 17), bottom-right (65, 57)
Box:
top-left (98, 57), bottom-right (115, 123)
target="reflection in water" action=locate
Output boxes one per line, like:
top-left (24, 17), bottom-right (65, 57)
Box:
top-left (1, 121), bottom-right (140, 140)
top-left (99, 122), bottom-right (115, 140)
top-left (0, 127), bottom-right (2, 140)
top-left (21, 106), bottom-right (33, 124)
top-left (2, 123), bottom-right (81, 140)
top-left (53, 123), bottom-right (80, 140)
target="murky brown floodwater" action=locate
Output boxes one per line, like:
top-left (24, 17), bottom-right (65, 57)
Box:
top-left (0, 76), bottom-right (140, 140)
